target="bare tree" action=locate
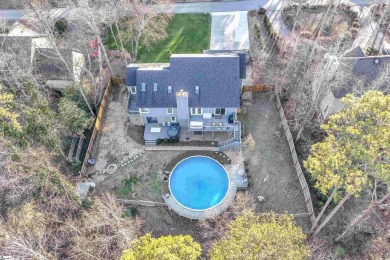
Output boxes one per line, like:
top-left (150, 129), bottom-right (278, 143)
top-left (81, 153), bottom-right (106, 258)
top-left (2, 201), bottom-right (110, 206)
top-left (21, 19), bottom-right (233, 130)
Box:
top-left (120, 0), bottom-right (173, 61)
top-left (24, 0), bottom-right (95, 116)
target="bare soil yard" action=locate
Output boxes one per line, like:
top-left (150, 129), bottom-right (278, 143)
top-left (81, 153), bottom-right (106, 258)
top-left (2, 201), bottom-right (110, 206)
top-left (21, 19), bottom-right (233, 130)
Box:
top-left (240, 92), bottom-right (311, 231)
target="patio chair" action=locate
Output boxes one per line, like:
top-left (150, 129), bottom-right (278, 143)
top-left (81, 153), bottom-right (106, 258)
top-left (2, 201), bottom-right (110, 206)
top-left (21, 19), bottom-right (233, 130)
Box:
top-left (167, 122), bottom-right (171, 126)
top-left (161, 122), bottom-right (166, 126)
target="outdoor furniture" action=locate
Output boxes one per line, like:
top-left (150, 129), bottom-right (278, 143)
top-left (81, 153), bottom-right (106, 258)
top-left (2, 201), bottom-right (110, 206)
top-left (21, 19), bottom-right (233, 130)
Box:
top-left (150, 127), bottom-right (161, 133)
top-left (203, 113), bottom-right (212, 119)
top-left (211, 122), bottom-right (216, 126)
top-left (228, 114), bottom-right (234, 124)
top-left (162, 122), bottom-right (166, 126)
top-left (218, 122), bottom-right (224, 126)
top-left (190, 121), bottom-right (203, 130)
top-left (168, 126), bottom-right (179, 138)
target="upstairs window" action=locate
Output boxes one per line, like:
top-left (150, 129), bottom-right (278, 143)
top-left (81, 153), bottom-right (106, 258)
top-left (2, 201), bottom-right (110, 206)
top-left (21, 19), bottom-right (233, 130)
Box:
top-left (167, 108), bottom-right (173, 114)
top-left (140, 108), bottom-right (149, 113)
top-left (215, 108), bottom-right (226, 115)
top-left (191, 108), bottom-right (202, 115)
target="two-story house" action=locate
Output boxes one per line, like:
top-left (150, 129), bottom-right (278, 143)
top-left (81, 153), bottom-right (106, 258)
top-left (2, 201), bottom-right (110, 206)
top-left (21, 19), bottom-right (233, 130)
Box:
top-left (125, 52), bottom-right (246, 146)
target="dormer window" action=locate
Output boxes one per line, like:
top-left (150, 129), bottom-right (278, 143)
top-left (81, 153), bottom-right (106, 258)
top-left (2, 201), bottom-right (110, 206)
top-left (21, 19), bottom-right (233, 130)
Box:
top-left (153, 83), bottom-right (158, 91)
top-left (168, 86), bottom-right (172, 93)
top-left (141, 83), bottom-right (146, 91)
top-left (195, 86), bottom-right (200, 94)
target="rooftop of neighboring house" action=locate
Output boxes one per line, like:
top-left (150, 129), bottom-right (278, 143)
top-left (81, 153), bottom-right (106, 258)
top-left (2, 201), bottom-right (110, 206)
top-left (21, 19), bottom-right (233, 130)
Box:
top-left (0, 35), bottom-right (33, 59)
top-left (126, 52), bottom-right (246, 109)
top-left (333, 46), bottom-right (390, 98)
top-left (33, 47), bottom-right (74, 81)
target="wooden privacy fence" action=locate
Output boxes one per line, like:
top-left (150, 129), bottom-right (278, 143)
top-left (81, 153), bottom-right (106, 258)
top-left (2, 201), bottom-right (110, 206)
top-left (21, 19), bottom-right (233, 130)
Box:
top-left (80, 80), bottom-right (111, 176)
top-left (274, 89), bottom-right (316, 226)
top-left (242, 84), bottom-right (273, 92)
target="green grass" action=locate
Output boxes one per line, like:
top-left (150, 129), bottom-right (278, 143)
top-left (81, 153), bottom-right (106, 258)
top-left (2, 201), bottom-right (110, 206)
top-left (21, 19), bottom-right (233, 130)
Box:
top-left (107, 14), bottom-right (211, 63)
top-left (151, 172), bottom-right (162, 195)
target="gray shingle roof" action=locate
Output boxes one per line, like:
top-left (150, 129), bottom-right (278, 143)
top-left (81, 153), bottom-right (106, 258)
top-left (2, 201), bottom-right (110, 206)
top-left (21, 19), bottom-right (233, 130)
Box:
top-left (0, 35), bottom-right (33, 62)
top-left (334, 55), bottom-right (390, 98)
top-left (127, 54), bottom-right (243, 109)
top-left (202, 50), bottom-right (247, 79)
top-left (341, 46), bottom-right (366, 58)
top-left (33, 48), bottom-right (74, 81)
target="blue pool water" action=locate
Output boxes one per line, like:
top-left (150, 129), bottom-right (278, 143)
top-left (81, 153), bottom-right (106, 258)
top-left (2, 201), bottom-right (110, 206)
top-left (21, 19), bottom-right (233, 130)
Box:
top-left (169, 156), bottom-right (229, 210)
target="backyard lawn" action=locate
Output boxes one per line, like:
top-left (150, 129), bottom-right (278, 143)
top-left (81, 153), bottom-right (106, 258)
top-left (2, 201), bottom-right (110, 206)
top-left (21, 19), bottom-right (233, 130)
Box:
top-left (107, 14), bottom-right (211, 63)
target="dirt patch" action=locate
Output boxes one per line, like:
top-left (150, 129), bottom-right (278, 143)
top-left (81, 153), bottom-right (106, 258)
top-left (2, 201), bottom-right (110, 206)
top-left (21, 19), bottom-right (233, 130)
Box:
top-left (239, 92), bottom-right (312, 232)
top-left (88, 85), bottom-right (144, 182)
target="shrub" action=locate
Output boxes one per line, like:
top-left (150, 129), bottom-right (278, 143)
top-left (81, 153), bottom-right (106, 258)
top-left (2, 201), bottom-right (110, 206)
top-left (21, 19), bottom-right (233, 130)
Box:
top-left (123, 207), bottom-right (138, 218)
top-left (350, 27), bottom-right (359, 35)
top-left (352, 21), bottom-right (360, 28)
top-left (334, 246), bottom-right (345, 257)
top-left (58, 98), bottom-right (94, 136)
top-left (55, 19), bottom-right (68, 35)
top-left (258, 7), bottom-right (266, 15)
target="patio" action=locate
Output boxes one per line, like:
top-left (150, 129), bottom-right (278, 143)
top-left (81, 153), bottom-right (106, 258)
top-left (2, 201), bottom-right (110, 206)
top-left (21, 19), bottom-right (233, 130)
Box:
top-left (189, 114), bottom-right (236, 131)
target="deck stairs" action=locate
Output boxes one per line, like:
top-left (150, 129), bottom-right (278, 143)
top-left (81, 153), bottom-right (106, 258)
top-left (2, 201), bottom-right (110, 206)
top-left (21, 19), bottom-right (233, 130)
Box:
top-left (219, 122), bottom-right (241, 151)
top-left (145, 139), bottom-right (157, 146)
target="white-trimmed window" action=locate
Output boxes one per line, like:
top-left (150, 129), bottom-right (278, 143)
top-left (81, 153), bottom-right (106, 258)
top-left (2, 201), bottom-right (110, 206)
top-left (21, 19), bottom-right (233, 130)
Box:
top-left (215, 108), bottom-right (226, 115)
top-left (130, 86), bottom-right (137, 94)
top-left (167, 108), bottom-right (173, 114)
top-left (140, 108), bottom-right (149, 113)
top-left (191, 108), bottom-right (202, 115)
top-left (171, 117), bottom-right (176, 122)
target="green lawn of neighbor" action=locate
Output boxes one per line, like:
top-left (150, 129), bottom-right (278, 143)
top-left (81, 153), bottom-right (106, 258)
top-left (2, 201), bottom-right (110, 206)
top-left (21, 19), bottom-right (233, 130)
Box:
top-left (107, 14), bottom-right (211, 63)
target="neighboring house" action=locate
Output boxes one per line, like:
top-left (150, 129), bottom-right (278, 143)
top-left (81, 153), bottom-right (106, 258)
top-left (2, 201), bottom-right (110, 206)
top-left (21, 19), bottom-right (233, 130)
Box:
top-left (314, 46), bottom-right (390, 122)
top-left (33, 47), bottom-right (85, 89)
top-left (125, 53), bottom-right (246, 146)
top-left (0, 34), bottom-right (85, 90)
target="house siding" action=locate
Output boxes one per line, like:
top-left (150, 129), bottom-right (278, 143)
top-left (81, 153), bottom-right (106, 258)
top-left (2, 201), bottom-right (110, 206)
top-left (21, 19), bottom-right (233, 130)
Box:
top-left (320, 92), bottom-right (344, 121)
top-left (138, 107), bottom-right (237, 127)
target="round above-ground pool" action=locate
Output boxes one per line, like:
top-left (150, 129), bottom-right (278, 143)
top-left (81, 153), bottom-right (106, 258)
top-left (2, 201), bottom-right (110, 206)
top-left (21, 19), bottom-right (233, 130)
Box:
top-left (169, 156), bottom-right (229, 211)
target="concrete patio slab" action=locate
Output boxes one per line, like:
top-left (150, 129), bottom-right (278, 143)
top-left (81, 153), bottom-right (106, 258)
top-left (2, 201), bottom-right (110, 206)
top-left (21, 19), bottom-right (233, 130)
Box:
top-left (210, 11), bottom-right (250, 50)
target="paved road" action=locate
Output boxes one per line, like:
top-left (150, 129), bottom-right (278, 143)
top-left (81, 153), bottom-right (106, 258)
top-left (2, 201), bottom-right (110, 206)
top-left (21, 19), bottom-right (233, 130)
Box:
top-left (0, 0), bottom-right (377, 20)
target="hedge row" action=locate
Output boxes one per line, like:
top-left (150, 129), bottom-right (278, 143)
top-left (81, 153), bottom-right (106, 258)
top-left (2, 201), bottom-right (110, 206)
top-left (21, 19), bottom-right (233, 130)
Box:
top-left (263, 14), bottom-right (281, 52)
top-left (254, 23), bottom-right (263, 49)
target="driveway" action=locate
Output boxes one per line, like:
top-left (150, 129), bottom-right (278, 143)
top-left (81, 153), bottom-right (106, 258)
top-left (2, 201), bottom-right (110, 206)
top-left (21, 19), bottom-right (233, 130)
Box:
top-left (210, 11), bottom-right (250, 50)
